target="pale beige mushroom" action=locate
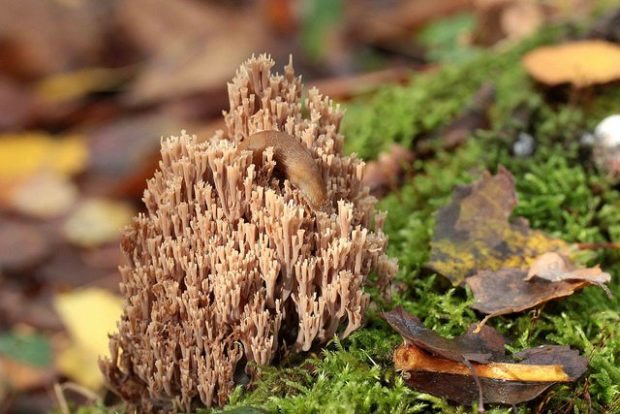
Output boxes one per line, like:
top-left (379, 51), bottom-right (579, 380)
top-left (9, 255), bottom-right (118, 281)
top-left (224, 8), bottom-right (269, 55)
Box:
top-left (100, 54), bottom-right (396, 412)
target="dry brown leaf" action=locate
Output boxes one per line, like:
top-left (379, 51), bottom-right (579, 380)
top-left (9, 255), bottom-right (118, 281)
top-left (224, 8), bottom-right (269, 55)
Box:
top-left (465, 268), bottom-right (589, 317)
top-left (522, 40), bottom-right (620, 87)
top-left (120, 0), bottom-right (270, 106)
top-left (0, 357), bottom-right (54, 393)
top-left (387, 308), bottom-right (588, 407)
top-left (473, 0), bottom-right (545, 46)
top-left (362, 144), bottom-right (414, 197)
top-left (428, 167), bottom-right (569, 285)
top-left (0, 221), bottom-right (50, 274)
top-left (382, 307), bottom-right (506, 364)
top-left (0, 0), bottom-right (112, 79)
top-left (0, 76), bottom-right (35, 130)
top-left (394, 343), bottom-right (587, 406)
top-left (526, 252), bottom-right (612, 287)
top-left (84, 113), bottom-right (183, 197)
top-left (464, 253), bottom-right (612, 321)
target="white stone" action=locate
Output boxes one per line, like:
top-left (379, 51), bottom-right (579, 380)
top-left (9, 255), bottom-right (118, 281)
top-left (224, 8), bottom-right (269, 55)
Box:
top-left (595, 114), bottom-right (620, 148)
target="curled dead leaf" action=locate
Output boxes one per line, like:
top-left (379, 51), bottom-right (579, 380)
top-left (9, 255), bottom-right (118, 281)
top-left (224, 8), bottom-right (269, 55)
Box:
top-left (466, 268), bottom-right (589, 317)
top-left (526, 252), bottom-right (611, 285)
top-left (386, 308), bottom-right (588, 407)
top-left (382, 307), bottom-right (505, 363)
top-left (395, 343), bottom-right (586, 406)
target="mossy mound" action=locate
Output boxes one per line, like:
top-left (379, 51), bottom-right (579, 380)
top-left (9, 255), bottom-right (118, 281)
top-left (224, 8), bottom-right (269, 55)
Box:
top-left (219, 23), bottom-right (620, 414)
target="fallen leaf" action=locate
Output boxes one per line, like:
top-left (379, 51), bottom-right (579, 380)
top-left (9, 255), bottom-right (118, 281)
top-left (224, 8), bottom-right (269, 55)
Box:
top-left (0, 133), bottom-right (88, 185)
top-left (465, 268), bottom-right (589, 316)
top-left (0, 332), bottom-right (52, 367)
top-left (428, 166), bottom-right (569, 285)
top-left (0, 356), bottom-right (55, 393)
top-left (62, 198), bottom-right (134, 248)
top-left (35, 244), bottom-right (117, 290)
top-left (526, 252), bottom-right (612, 286)
top-left (8, 172), bottom-right (78, 219)
top-left (0, 288), bottom-right (63, 331)
top-left (388, 308), bottom-right (588, 406)
top-left (382, 306), bottom-right (505, 363)
top-left (120, 0), bottom-right (269, 106)
top-left (0, 0), bottom-right (112, 79)
top-left (522, 40), bottom-right (620, 87)
top-left (54, 288), bottom-right (123, 389)
top-left (35, 67), bottom-right (125, 104)
top-left (0, 76), bottom-right (35, 130)
top-left (84, 113), bottom-right (183, 198)
top-left (362, 144), bottom-right (414, 197)
top-left (349, 0), bottom-right (472, 44)
top-left (395, 344), bottom-right (585, 406)
top-left (310, 67), bottom-right (413, 101)
top-left (473, 0), bottom-right (544, 46)
top-left (0, 331), bottom-right (55, 395)
top-left (0, 221), bottom-right (50, 274)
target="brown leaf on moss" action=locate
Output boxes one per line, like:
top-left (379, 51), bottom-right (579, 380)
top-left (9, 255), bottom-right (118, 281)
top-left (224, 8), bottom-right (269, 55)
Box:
top-left (522, 40), bottom-right (620, 87)
top-left (387, 308), bottom-right (588, 406)
top-left (465, 268), bottom-right (589, 317)
top-left (382, 307), bottom-right (505, 363)
top-left (526, 252), bottom-right (612, 287)
top-left (0, 221), bottom-right (50, 275)
top-left (362, 144), bottom-right (414, 197)
top-left (394, 343), bottom-right (587, 406)
top-left (428, 166), bottom-right (569, 285)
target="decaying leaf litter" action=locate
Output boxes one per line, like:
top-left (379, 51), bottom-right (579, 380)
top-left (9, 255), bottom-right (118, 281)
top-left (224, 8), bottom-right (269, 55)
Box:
top-left (1, 1), bottom-right (620, 413)
top-left (428, 166), bottom-right (611, 326)
top-left (381, 165), bottom-right (611, 407)
top-left (384, 307), bottom-right (588, 407)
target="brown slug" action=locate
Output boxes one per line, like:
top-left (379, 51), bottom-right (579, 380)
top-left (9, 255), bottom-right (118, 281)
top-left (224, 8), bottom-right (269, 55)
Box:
top-left (237, 130), bottom-right (327, 210)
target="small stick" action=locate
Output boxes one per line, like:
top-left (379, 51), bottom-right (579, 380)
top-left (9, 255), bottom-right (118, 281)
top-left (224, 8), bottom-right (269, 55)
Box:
top-left (577, 242), bottom-right (620, 250)
top-left (53, 383), bottom-right (70, 414)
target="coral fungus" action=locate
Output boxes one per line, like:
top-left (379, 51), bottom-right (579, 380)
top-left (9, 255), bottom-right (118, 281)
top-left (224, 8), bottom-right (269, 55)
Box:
top-left (100, 54), bottom-right (396, 412)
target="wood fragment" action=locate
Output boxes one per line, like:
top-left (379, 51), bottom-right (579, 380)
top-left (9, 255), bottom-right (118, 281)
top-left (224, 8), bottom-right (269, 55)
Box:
top-left (395, 344), bottom-right (570, 382)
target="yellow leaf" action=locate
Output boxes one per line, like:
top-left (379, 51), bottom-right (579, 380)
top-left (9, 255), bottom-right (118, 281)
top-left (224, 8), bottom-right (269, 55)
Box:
top-left (0, 133), bottom-right (88, 182)
top-left (8, 172), bottom-right (78, 219)
top-left (62, 198), bottom-right (134, 247)
top-left (36, 68), bottom-right (123, 103)
top-left (428, 167), bottom-right (570, 285)
top-left (54, 289), bottom-right (123, 389)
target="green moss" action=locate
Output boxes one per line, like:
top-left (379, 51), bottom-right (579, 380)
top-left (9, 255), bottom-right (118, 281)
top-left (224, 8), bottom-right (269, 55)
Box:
top-left (342, 27), bottom-right (564, 159)
top-left (227, 22), bottom-right (620, 414)
top-left (82, 19), bottom-right (620, 414)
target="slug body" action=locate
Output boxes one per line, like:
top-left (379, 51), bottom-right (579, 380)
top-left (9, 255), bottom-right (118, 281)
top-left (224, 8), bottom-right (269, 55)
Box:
top-left (237, 130), bottom-right (327, 210)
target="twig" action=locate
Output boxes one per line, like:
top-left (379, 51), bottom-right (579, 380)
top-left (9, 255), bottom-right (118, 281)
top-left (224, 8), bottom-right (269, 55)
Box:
top-left (577, 242), bottom-right (620, 250)
top-left (53, 383), bottom-right (70, 414)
